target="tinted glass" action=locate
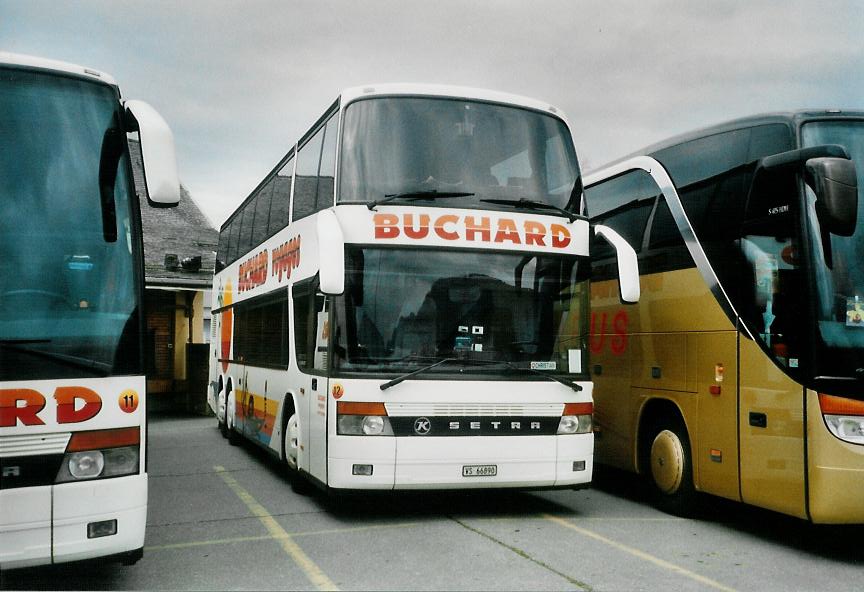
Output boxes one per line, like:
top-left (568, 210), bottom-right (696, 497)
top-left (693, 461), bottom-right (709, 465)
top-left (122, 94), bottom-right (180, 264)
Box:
top-left (293, 126), bottom-right (325, 221)
top-left (317, 115), bottom-right (338, 209)
top-left (0, 68), bottom-right (141, 380)
top-left (339, 97), bottom-right (580, 212)
top-left (333, 248), bottom-right (590, 378)
top-left (251, 185), bottom-right (273, 247)
top-left (269, 155), bottom-right (294, 234)
top-left (801, 120), bottom-right (864, 389)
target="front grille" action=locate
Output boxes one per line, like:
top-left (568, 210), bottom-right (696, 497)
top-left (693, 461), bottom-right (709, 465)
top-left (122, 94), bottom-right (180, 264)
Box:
top-left (0, 433), bottom-right (70, 458)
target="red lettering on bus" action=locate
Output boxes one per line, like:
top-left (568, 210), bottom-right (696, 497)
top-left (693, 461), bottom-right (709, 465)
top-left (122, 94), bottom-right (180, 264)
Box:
top-left (464, 216), bottom-right (491, 242)
top-left (55, 387), bottom-right (102, 424)
top-left (434, 215), bottom-right (459, 240)
top-left (589, 310), bottom-right (629, 355)
top-left (373, 214), bottom-right (400, 238)
top-left (272, 236), bottom-right (301, 282)
top-left (0, 389), bottom-right (46, 427)
top-left (403, 214), bottom-right (430, 239)
top-left (493, 219), bottom-right (522, 244)
top-left (611, 310), bottom-right (629, 355)
top-left (589, 312), bottom-right (607, 353)
top-left (523, 221), bottom-right (547, 246)
top-left (551, 224), bottom-right (571, 248)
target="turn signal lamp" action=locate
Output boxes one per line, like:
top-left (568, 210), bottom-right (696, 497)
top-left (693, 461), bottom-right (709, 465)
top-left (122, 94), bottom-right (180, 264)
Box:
top-left (819, 394), bottom-right (864, 445)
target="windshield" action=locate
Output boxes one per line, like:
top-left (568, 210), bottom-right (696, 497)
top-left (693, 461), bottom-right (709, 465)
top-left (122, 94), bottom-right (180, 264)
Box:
top-left (800, 120), bottom-right (864, 388)
top-left (338, 97), bottom-right (581, 212)
top-left (332, 247), bottom-right (590, 378)
top-left (0, 67), bottom-right (141, 380)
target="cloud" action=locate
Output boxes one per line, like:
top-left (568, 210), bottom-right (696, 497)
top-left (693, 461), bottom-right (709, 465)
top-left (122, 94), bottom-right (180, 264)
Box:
top-left (2, 0), bottom-right (861, 224)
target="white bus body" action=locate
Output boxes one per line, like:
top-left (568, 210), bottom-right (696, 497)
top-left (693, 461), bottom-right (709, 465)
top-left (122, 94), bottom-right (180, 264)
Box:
top-left (208, 85), bottom-right (638, 492)
top-left (0, 53), bottom-right (180, 569)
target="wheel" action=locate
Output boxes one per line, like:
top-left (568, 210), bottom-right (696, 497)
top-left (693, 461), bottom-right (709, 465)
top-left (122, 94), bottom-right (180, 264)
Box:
top-left (646, 418), bottom-right (697, 516)
top-left (282, 401), bottom-right (311, 494)
top-left (217, 389), bottom-right (228, 438)
top-left (283, 404), bottom-right (300, 472)
top-left (226, 389), bottom-right (240, 446)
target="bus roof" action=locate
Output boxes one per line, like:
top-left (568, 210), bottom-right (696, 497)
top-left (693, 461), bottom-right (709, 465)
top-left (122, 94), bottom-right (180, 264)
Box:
top-left (587, 109), bottom-right (864, 177)
top-left (340, 84), bottom-right (570, 124)
top-left (0, 51), bottom-right (117, 87)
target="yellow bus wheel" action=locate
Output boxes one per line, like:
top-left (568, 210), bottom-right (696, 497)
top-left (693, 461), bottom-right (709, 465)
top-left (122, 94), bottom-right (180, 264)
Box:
top-left (651, 430), bottom-right (685, 493)
top-left (646, 419), bottom-right (696, 515)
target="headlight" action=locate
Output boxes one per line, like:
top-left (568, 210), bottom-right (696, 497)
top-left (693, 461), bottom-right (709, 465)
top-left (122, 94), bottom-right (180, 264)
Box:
top-left (337, 414), bottom-right (393, 436)
top-left (558, 402), bottom-right (593, 435)
top-left (824, 415), bottom-right (864, 445)
top-left (819, 394), bottom-right (864, 446)
top-left (557, 414), bottom-right (592, 435)
top-left (67, 451), bottom-right (105, 480)
top-left (55, 428), bottom-right (141, 483)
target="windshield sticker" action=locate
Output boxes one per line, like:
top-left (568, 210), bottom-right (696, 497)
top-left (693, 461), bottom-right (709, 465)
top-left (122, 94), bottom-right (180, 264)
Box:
top-left (568, 349), bottom-right (582, 374)
top-left (530, 361), bottom-right (556, 371)
top-left (847, 297), bottom-right (864, 327)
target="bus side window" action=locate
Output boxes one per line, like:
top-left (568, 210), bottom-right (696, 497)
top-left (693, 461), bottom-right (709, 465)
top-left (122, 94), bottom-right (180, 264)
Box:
top-left (269, 155), bottom-right (294, 235)
top-left (293, 283), bottom-right (313, 371)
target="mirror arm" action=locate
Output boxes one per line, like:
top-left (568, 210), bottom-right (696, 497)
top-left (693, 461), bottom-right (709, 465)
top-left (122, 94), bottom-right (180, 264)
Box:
top-left (760, 144), bottom-right (849, 171)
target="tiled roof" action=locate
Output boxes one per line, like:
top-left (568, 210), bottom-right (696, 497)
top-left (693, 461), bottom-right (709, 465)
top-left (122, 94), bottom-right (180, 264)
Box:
top-left (129, 141), bottom-right (218, 289)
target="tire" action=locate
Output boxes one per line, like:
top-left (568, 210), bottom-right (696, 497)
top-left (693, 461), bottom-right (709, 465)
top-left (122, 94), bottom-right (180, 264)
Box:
top-left (645, 417), bottom-right (697, 516)
top-left (282, 401), bottom-right (311, 494)
top-left (217, 389), bottom-right (228, 438)
top-left (226, 389), bottom-right (240, 446)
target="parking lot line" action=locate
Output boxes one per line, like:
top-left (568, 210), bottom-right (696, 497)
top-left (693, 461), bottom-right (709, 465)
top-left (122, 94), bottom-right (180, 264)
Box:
top-left (145, 522), bottom-right (421, 552)
top-left (543, 514), bottom-right (738, 592)
top-left (215, 466), bottom-right (339, 591)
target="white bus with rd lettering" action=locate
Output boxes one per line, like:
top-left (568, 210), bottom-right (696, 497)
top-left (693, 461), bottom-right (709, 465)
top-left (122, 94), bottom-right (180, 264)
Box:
top-left (0, 53), bottom-right (181, 568)
top-left (208, 85), bottom-right (639, 493)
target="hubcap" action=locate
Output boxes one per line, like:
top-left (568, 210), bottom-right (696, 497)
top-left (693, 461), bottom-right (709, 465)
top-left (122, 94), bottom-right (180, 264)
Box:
top-left (285, 413), bottom-right (299, 470)
top-left (651, 429), bottom-right (684, 494)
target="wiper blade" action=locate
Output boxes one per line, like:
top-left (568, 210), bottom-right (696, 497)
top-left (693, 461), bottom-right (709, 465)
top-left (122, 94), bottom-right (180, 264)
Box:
top-left (379, 356), bottom-right (582, 392)
top-left (480, 198), bottom-right (582, 223)
top-left (493, 360), bottom-right (583, 392)
top-left (367, 190), bottom-right (475, 211)
top-left (380, 357), bottom-right (458, 391)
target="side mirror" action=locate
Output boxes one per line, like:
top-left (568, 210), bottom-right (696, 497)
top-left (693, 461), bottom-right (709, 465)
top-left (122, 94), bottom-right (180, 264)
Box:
top-left (125, 100), bottom-right (181, 207)
top-left (593, 224), bottom-right (640, 304)
top-left (317, 209), bottom-right (345, 295)
top-left (805, 157), bottom-right (858, 237)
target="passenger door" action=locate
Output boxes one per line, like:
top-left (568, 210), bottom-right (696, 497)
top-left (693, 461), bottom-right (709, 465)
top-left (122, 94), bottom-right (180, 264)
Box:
top-left (292, 280), bottom-right (329, 483)
top-left (738, 335), bottom-right (807, 518)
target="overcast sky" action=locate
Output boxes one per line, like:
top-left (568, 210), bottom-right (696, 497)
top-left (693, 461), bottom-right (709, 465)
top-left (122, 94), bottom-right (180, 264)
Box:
top-left (3, 0), bottom-right (862, 227)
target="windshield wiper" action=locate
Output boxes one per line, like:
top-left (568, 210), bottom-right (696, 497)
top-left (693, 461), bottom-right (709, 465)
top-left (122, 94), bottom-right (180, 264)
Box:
top-left (480, 198), bottom-right (582, 223)
top-left (379, 356), bottom-right (582, 392)
top-left (367, 190), bottom-right (475, 211)
top-left (380, 357), bottom-right (459, 390)
top-left (491, 360), bottom-right (583, 392)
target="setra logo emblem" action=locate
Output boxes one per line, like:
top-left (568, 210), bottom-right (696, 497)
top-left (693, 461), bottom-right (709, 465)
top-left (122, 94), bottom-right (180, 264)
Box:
top-left (2, 466), bottom-right (21, 478)
top-left (413, 417), bottom-right (432, 435)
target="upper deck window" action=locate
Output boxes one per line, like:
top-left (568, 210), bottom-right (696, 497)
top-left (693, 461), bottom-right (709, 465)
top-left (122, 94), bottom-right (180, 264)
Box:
top-left (338, 97), bottom-right (581, 213)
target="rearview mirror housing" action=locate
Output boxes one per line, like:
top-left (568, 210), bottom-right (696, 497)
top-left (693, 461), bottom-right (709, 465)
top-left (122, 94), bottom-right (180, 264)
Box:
top-left (593, 224), bottom-right (640, 304)
top-left (125, 100), bottom-right (181, 207)
top-left (317, 209), bottom-right (345, 295)
top-left (805, 157), bottom-right (858, 237)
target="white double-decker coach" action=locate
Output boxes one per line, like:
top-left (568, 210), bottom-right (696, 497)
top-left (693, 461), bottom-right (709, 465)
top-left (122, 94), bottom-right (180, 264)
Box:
top-left (208, 84), bottom-right (639, 493)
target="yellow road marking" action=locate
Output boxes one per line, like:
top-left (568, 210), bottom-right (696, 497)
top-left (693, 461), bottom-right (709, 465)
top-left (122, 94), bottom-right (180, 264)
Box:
top-left (215, 466), bottom-right (338, 591)
top-left (543, 514), bottom-right (738, 592)
top-left (145, 522), bottom-right (420, 552)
